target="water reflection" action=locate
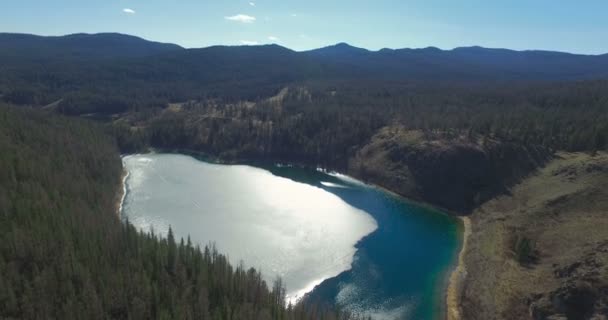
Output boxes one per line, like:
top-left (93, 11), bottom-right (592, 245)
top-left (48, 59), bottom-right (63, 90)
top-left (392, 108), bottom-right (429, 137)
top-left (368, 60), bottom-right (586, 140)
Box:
top-left (123, 154), bottom-right (460, 320)
top-left (122, 154), bottom-right (377, 303)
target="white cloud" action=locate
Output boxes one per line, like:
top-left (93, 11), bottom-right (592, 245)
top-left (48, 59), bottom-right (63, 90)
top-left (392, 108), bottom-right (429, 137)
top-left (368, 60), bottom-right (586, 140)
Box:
top-left (240, 40), bottom-right (259, 45)
top-left (225, 14), bottom-right (256, 23)
top-left (291, 13), bottom-right (298, 17)
top-left (268, 36), bottom-right (279, 41)
top-left (123, 8), bottom-right (136, 14)
top-left (249, 2), bottom-right (256, 6)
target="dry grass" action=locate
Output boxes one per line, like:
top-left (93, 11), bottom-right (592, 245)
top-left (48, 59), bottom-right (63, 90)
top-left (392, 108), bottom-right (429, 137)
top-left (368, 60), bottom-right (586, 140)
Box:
top-left (460, 152), bottom-right (608, 319)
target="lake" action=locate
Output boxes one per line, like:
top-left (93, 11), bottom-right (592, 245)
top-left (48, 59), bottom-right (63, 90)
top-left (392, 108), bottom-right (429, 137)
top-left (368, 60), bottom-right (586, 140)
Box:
top-left (122, 153), bottom-right (461, 320)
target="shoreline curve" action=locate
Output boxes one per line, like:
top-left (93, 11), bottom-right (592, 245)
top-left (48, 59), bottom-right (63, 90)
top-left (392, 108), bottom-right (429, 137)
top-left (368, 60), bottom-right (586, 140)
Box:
top-left (116, 164), bottom-right (129, 218)
top-left (446, 216), bottom-right (471, 320)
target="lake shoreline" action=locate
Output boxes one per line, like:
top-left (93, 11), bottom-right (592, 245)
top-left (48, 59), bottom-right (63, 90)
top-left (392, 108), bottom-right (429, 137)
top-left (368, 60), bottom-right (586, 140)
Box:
top-left (115, 165), bottom-right (129, 218)
top-left (120, 153), bottom-right (381, 306)
top-left (150, 147), bottom-right (462, 217)
top-left (446, 216), bottom-right (471, 320)
top-left (119, 150), bottom-right (467, 318)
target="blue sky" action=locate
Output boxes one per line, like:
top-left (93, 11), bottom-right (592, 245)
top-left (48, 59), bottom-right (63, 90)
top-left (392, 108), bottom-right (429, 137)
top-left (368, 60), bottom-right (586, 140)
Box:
top-left (1, 0), bottom-right (607, 53)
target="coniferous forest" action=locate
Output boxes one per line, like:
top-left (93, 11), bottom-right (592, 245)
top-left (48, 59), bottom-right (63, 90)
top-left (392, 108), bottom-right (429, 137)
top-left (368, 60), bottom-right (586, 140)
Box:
top-left (1, 33), bottom-right (608, 319)
top-left (0, 105), bottom-right (361, 320)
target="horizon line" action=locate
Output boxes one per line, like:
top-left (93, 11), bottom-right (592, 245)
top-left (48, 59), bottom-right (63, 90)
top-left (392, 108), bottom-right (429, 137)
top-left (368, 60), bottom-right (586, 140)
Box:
top-left (1, 31), bottom-right (606, 57)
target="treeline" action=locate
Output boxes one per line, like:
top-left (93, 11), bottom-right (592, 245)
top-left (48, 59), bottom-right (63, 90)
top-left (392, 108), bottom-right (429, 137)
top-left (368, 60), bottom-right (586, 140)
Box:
top-left (6, 33), bottom-right (608, 118)
top-left (0, 105), bottom-right (364, 320)
top-left (0, 43), bottom-right (325, 115)
top-left (112, 80), bottom-right (608, 172)
top-left (2, 35), bottom-right (607, 161)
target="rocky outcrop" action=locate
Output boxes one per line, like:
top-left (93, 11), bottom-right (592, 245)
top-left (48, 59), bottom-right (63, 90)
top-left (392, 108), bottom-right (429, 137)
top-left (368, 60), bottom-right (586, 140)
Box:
top-left (529, 240), bottom-right (608, 320)
top-left (348, 127), bottom-right (551, 213)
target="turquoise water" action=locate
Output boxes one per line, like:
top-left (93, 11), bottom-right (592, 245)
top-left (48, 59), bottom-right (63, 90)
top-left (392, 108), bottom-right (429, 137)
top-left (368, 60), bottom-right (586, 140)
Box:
top-left (122, 153), bottom-right (461, 320)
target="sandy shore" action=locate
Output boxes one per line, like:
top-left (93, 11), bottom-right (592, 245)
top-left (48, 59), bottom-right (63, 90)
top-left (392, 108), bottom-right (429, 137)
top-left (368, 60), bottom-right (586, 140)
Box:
top-left (446, 216), bottom-right (471, 320)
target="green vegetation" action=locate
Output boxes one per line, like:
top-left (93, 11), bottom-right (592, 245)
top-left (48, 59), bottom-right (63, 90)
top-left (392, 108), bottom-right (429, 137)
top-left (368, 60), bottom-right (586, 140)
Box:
top-left (0, 105), bottom-right (362, 320)
top-left (105, 81), bottom-right (608, 212)
top-left (513, 235), bottom-right (538, 266)
top-left (110, 81), bottom-right (608, 170)
top-left (1, 34), bottom-right (607, 170)
top-left (2, 33), bottom-right (608, 319)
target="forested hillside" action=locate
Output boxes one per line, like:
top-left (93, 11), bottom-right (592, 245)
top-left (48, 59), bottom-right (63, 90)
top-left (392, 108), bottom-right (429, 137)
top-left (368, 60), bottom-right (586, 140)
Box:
top-left (134, 81), bottom-right (608, 162)
top-left (0, 105), bottom-right (359, 320)
top-left (2, 33), bottom-right (607, 212)
top-left (0, 33), bottom-right (182, 62)
top-left (1, 32), bottom-right (608, 319)
top-left (108, 81), bottom-right (607, 211)
top-left (3, 32), bottom-right (608, 116)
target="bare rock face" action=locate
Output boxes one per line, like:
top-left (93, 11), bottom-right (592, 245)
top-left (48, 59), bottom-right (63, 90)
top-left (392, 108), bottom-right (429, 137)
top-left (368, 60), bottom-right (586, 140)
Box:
top-left (348, 126), bottom-right (550, 213)
top-left (550, 283), bottom-right (598, 319)
top-left (531, 279), bottom-right (606, 320)
top-left (535, 244), bottom-right (608, 320)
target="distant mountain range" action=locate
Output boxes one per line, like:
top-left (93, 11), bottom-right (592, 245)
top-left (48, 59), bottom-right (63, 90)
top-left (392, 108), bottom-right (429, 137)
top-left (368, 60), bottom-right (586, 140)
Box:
top-left (2, 32), bottom-right (608, 82)
top-left (306, 42), bottom-right (608, 81)
top-left (0, 33), bottom-right (181, 61)
top-left (2, 32), bottom-right (608, 114)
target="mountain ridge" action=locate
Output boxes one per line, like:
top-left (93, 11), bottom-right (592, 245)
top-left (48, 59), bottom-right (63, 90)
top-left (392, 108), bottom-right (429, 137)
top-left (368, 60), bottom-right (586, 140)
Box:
top-left (3, 32), bottom-right (608, 114)
top-left (0, 32), bottom-right (183, 61)
top-left (2, 32), bottom-right (607, 56)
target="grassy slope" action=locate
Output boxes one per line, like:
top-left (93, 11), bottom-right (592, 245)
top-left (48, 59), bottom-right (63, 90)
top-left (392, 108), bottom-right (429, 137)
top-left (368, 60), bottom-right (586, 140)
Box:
top-left (460, 152), bottom-right (608, 319)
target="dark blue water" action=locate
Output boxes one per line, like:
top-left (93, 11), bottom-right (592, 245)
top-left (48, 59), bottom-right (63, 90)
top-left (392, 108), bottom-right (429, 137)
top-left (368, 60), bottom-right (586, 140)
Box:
top-left (264, 165), bottom-right (461, 320)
